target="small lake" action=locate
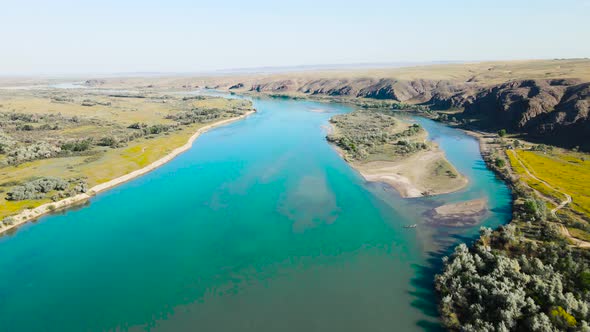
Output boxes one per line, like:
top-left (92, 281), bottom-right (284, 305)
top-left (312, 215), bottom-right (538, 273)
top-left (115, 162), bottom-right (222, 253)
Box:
top-left (0, 95), bottom-right (511, 331)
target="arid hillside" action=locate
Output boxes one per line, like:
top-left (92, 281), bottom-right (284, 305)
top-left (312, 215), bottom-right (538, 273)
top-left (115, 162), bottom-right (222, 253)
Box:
top-left (58, 59), bottom-right (590, 150)
top-left (206, 59), bottom-right (590, 150)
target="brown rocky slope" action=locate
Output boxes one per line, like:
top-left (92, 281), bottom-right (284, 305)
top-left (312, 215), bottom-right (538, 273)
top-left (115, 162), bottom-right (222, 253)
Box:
top-left (229, 75), bottom-right (590, 150)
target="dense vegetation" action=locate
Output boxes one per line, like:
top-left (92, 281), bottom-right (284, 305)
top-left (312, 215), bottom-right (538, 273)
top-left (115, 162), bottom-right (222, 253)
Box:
top-left (326, 110), bottom-right (427, 161)
top-left (0, 89), bottom-right (254, 221)
top-left (436, 136), bottom-right (590, 331)
top-left (0, 94), bottom-right (252, 167)
top-left (437, 228), bottom-right (590, 331)
top-left (5, 176), bottom-right (87, 201)
top-left (166, 105), bottom-right (249, 125)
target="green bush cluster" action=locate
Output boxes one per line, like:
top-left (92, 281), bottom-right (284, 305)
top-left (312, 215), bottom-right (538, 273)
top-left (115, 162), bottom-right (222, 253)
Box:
top-left (6, 177), bottom-right (68, 200)
top-left (5, 177), bottom-right (88, 201)
top-left (61, 139), bottom-right (93, 152)
top-left (5, 143), bottom-right (60, 165)
top-left (532, 144), bottom-right (555, 153)
top-left (437, 225), bottom-right (590, 331)
top-left (494, 157), bottom-right (506, 168)
top-left (327, 111), bottom-right (427, 160)
top-left (354, 99), bottom-right (429, 112)
top-left (166, 107), bottom-right (247, 125)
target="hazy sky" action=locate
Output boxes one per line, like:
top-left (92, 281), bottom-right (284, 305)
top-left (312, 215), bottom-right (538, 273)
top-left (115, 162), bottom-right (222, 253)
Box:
top-left (1, 0), bottom-right (589, 75)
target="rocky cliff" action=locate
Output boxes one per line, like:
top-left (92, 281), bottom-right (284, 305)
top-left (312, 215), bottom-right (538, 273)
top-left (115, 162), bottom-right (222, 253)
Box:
top-left (230, 76), bottom-right (590, 150)
top-left (460, 79), bottom-right (589, 149)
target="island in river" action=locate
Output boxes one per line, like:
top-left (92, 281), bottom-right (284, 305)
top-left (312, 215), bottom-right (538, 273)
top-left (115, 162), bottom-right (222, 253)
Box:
top-left (326, 109), bottom-right (467, 198)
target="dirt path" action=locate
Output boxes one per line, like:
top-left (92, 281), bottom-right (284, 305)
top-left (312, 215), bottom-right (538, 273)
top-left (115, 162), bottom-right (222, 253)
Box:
top-left (508, 150), bottom-right (571, 217)
top-left (558, 224), bottom-right (590, 248)
top-left (508, 150), bottom-right (588, 247)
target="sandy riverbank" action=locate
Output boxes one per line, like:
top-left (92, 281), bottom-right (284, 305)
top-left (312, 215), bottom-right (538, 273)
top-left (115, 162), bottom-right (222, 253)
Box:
top-left (354, 148), bottom-right (468, 198)
top-left (0, 110), bottom-right (256, 235)
top-left (326, 119), bottom-right (468, 198)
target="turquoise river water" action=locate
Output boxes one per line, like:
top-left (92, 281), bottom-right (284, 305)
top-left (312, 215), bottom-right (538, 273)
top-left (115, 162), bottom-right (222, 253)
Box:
top-left (0, 94), bottom-right (511, 331)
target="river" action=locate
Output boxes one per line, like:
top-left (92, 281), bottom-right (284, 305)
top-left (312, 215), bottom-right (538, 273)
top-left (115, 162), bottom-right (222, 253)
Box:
top-left (0, 94), bottom-right (511, 331)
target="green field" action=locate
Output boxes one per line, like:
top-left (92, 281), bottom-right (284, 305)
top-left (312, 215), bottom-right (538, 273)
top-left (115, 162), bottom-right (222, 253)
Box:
top-left (508, 148), bottom-right (590, 219)
top-left (0, 89), bottom-right (253, 220)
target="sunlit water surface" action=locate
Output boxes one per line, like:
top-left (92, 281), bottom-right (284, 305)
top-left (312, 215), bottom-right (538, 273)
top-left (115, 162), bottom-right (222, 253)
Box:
top-left (0, 95), bottom-right (511, 331)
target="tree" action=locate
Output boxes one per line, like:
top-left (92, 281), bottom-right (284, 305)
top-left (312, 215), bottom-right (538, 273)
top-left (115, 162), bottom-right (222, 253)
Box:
top-left (495, 158), bottom-right (506, 168)
top-left (61, 139), bottom-right (92, 152)
top-left (498, 129), bottom-right (507, 137)
top-left (97, 136), bottom-right (117, 147)
top-left (551, 306), bottom-right (577, 328)
top-left (514, 140), bottom-right (521, 148)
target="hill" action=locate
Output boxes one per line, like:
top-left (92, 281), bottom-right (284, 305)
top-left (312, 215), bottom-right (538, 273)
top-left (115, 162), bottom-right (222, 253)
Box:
top-left (191, 59), bottom-right (590, 150)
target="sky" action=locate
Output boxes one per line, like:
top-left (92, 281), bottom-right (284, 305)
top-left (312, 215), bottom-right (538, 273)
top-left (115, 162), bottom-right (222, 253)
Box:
top-left (1, 0), bottom-right (589, 75)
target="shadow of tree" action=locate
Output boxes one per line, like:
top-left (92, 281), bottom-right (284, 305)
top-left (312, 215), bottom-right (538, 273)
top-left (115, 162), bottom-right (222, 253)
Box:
top-left (407, 227), bottom-right (486, 330)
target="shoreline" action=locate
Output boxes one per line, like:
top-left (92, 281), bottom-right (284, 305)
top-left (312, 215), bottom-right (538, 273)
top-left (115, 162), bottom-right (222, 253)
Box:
top-left (328, 141), bottom-right (468, 198)
top-left (0, 110), bottom-right (256, 235)
top-left (325, 116), bottom-right (468, 198)
top-left (353, 148), bottom-right (468, 198)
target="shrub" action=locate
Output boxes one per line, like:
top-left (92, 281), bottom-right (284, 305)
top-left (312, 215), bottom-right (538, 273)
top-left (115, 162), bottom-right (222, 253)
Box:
top-left (498, 129), bottom-right (507, 137)
top-left (2, 217), bottom-right (15, 226)
top-left (436, 238), bottom-right (590, 331)
top-left (16, 124), bottom-right (34, 131)
top-left (127, 122), bottom-right (145, 129)
top-left (97, 136), bottom-right (117, 147)
top-left (143, 124), bottom-right (172, 135)
top-left (61, 139), bottom-right (92, 152)
top-left (494, 157), bottom-right (506, 168)
top-left (5, 143), bottom-right (60, 165)
top-left (6, 177), bottom-right (68, 201)
top-left (551, 306), bottom-right (577, 328)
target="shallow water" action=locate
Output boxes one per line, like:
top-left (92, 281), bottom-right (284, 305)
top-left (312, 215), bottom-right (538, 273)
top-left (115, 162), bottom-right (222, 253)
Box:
top-left (0, 96), bottom-right (511, 331)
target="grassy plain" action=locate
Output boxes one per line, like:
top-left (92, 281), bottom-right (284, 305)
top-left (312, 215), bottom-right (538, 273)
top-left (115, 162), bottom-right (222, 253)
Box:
top-left (508, 148), bottom-right (590, 219)
top-left (519, 150), bottom-right (590, 217)
top-left (0, 88), bottom-right (253, 220)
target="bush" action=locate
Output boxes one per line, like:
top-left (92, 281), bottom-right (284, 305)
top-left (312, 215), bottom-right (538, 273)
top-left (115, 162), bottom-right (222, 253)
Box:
top-left (16, 124), bottom-right (34, 131)
top-left (494, 157), bottom-right (506, 168)
top-left (61, 139), bottom-right (92, 152)
top-left (97, 136), bottom-right (117, 147)
top-left (6, 177), bottom-right (68, 201)
top-left (6, 177), bottom-right (88, 202)
top-left (143, 124), bottom-right (172, 135)
top-left (498, 129), bottom-right (507, 137)
top-left (5, 143), bottom-right (60, 165)
top-left (127, 122), bottom-right (145, 129)
top-left (550, 306), bottom-right (577, 328)
top-left (436, 238), bottom-right (590, 331)
top-left (522, 198), bottom-right (547, 221)
top-left (2, 217), bottom-right (15, 226)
